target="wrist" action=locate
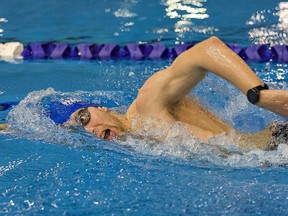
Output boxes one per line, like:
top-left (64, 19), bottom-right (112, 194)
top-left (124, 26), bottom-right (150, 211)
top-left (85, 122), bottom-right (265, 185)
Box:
top-left (246, 83), bottom-right (269, 105)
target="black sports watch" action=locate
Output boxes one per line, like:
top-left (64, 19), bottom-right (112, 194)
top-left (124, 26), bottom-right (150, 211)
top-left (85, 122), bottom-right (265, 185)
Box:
top-left (247, 83), bottom-right (269, 104)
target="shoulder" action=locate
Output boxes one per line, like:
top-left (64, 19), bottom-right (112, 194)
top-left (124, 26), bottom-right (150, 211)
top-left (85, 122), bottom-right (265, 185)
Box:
top-left (134, 69), bottom-right (171, 112)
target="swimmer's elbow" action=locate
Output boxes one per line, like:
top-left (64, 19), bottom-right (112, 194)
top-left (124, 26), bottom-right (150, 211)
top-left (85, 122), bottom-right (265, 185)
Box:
top-left (193, 36), bottom-right (224, 55)
top-left (177, 36), bottom-right (224, 64)
top-left (205, 36), bottom-right (223, 45)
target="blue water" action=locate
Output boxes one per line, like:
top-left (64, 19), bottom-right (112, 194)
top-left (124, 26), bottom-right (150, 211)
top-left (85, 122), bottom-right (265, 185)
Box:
top-left (1, 0), bottom-right (288, 215)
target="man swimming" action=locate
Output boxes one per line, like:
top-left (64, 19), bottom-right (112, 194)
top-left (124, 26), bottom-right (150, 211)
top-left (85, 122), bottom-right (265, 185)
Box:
top-left (67, 36), bottom-right (288, 149)
top-left (1, 37), bottom-right (288, 149)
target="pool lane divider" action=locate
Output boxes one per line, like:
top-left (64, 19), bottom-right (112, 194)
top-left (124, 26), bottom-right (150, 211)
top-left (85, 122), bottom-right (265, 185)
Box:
top-left (1, 41), bottom-right (288, 62)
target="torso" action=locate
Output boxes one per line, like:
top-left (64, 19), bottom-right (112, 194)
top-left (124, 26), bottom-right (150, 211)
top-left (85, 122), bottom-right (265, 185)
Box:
top-left (126, 96), bottom-right (232, 141)
top-left (169, 97), bottom-right (232, 140)
top-left (126, 94), bottom-right (274, 150)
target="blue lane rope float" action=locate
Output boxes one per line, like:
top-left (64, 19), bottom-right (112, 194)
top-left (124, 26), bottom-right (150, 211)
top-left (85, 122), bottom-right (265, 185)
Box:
top-left (18, 42), bottom-right (288, 62)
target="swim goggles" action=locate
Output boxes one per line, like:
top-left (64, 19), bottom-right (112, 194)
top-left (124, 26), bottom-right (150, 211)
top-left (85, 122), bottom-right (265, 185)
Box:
top-left (75, 107), bottom-right (91, 126)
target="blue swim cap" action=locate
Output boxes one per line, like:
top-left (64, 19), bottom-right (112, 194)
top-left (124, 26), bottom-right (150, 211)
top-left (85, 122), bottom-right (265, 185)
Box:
top-left (41, 96), bottom-right (120, 125)
top-left (46, 100), bottom-right (100, 124)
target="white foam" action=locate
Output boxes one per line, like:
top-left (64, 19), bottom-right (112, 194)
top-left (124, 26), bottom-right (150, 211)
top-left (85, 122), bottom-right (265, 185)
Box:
top-left (116, 117), bottom-right (288, 168)
top-left (6, 88), bottom-right (77, 145)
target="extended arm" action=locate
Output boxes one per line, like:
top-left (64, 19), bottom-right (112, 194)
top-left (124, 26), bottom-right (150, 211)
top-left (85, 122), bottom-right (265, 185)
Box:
top-left (139, 36), bottom-right (288, 117)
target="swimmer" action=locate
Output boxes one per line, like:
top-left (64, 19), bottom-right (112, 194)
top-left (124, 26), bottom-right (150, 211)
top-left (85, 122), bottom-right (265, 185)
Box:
top-left (1, 37), bottom-right (288, 149)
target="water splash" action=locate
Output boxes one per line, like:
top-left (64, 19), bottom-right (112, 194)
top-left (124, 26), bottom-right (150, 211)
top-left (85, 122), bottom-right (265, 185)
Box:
top-left (5, 87), bottom-right (288, 168)
top-left (6, 88), bottom-right (129, 146)
top-left (115, 118), bottom-right (288, 168)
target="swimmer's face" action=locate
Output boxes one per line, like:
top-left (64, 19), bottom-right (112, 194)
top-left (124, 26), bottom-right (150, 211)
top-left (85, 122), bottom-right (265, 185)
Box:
top-left (70, 107), bottom-right (125, 140)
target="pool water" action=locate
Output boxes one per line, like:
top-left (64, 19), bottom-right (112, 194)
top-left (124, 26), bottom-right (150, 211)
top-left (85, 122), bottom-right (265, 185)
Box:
top-left (1, 0), bottom-right (288, 215)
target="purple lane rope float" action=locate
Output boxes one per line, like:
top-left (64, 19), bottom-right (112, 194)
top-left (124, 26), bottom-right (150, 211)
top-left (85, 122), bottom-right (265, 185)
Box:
top-left (1, 41), bottom-right (288, 62)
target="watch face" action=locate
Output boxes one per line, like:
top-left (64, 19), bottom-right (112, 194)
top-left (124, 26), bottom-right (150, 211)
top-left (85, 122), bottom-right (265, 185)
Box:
top-left (247, 84), bottom-right (269, 105)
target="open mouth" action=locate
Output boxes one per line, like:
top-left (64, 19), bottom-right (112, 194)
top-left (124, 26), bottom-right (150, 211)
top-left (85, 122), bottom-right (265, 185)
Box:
top-left (104, 129), bottom-right (111, 140)
top-left (103, 129), bottom-right (118, 140)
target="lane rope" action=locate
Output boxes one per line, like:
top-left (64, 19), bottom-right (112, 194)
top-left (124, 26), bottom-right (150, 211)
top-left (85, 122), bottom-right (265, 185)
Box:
top-left (1, 41), bottom-right (288, 62)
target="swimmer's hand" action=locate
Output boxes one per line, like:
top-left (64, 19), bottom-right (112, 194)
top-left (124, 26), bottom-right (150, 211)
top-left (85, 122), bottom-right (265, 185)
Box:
top-left (0, 123), bottom-right (8, 131)
top-left (257, 90), bottom-right (288, 118)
